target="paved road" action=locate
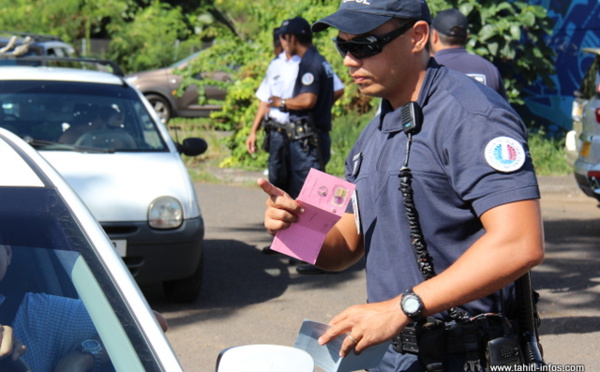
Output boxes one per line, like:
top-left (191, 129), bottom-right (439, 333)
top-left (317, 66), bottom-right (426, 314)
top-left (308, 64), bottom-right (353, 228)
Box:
top-left (146, 174), bottom-right (599, 371)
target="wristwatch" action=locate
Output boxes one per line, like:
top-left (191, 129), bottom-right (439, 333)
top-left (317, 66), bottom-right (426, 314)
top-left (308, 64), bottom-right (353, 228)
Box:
top-left (400, 288), bottom-right (425, 323)
top-left (280, 99), bottom-right (287, 112)
top-left (78, 339), bottom-right (104, 371)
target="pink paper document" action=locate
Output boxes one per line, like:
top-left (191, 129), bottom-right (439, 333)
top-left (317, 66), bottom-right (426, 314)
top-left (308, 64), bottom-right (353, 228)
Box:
top-left (270, 168), bottom-right (355, 264)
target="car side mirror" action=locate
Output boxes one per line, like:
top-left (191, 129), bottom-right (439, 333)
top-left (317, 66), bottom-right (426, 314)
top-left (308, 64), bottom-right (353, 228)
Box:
top-left (216, 344), bottom-right (314, 372)
top-left (176, 137), bottom-right (207, 156)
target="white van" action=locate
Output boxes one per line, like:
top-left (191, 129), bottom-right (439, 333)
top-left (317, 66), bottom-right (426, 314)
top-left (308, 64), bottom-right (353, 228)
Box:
top-left (0, 63), bottom-right (207, 302)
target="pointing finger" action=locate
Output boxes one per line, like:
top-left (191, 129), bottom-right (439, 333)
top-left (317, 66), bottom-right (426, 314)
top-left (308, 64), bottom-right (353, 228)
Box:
top-left (257, 178), bottom-right (286, 198)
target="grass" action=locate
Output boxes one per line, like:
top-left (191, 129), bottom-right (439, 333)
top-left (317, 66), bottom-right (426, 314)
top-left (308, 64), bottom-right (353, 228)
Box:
top-left (528, 130), bottom-right (572, 176)
top-left (167, 118), bottom-right (231, 183)
top-left (169, 114), bottom-right (572, 184)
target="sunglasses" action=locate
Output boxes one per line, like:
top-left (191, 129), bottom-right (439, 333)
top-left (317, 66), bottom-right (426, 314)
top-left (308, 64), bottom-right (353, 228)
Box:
top-left (333, 21), bottom-right (416, 59)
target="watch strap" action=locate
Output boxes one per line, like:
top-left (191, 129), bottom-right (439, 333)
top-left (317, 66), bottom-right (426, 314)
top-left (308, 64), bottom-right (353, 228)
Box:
top-left (79, 339), bottom-right (103, 372)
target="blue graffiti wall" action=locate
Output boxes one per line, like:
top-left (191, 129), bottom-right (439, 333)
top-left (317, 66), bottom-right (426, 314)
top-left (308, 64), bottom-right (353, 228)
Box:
top-left (523, 0), bottom-right (600, 133)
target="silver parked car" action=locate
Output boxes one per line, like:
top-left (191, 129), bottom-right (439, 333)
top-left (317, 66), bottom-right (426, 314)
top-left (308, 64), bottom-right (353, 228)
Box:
top-left (0, 127), bottom-right (183, 371)
top-left (0, 60), bottom-right (207, 302)
top-left (569, 47), bottom-right (600, 201)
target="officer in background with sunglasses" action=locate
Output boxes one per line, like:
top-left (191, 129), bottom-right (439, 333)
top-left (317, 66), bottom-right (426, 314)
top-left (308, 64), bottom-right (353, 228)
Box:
top-left (258, 0), bottom-right (544, 370)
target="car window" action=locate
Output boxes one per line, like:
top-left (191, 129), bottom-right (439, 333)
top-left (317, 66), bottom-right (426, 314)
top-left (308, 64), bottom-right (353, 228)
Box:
top-left (0, 80), bottom-right (168, 152)
top-left (579, 55), bottom-right (600, 100)
top-left (0, 186), bottom-right (156, 371)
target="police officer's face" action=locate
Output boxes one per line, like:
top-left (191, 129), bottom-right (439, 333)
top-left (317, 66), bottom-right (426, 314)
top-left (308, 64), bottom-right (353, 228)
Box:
top-left (337, 19), bottom-right (430, 108)
top-left (280, 34), bottom-right (297, 56)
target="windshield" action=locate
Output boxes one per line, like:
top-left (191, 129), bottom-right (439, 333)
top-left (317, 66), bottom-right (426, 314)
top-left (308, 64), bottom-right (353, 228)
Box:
top-left (168, 52), bottom-right (199, 69)
top-left (0, 186), bottom-right (156, 371)
top-left (0, 80), bottom-right (168, 152)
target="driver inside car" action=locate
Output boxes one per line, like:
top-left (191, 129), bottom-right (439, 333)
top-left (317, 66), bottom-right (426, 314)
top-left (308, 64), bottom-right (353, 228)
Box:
top-left (0, 242), bottom-right (103, 372)
top-left (0, 242), bottom-right (169, 371)
top-left (58, 104), bottom-right (136, 149)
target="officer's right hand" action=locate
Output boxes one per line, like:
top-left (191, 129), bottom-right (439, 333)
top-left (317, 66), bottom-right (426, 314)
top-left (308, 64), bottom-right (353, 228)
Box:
top-left (257, 178), bottom-right (304, 235)
top-left (246, 133), bottom-right (257, 154)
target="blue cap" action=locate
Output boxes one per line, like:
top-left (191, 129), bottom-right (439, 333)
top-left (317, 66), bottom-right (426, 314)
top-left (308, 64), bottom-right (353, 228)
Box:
top-left (312, 0), bottom-right (431, 34)
top-left (280, 17), bottom-right (312, 36)
top-left (432, 9), bottom-right (468, 38)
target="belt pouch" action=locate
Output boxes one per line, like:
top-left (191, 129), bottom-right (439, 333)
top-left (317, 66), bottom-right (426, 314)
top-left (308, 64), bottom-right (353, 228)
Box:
top-left (416, 321), bottom-right (447, 372)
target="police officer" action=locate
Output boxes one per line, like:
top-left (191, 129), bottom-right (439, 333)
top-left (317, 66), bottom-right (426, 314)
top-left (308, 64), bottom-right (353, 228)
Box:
top-left (247, 23), bottom-right (343, 264)
top-left (246, 25), bottom-right (344, 175)
top-left (430, 8), bottom-right (507, 98)
top-left (259, 0), bottom-right (544, 370)
top-left (266, 17), bottom-right (336, 199)
top-left (247, 27), bottom-right (301, 159)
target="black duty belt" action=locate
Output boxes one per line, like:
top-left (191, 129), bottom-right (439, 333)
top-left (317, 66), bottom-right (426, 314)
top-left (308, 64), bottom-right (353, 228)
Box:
top-left (263, 118), bottom-right (315, 141)
top-left (392, 314), bottom-right (510, 355)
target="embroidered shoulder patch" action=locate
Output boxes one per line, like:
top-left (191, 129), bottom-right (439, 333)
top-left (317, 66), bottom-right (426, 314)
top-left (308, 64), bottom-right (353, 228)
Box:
top-left (484, 136), bottom-right (526, 172)
top-left (301, 72), bottom-right (314, 85)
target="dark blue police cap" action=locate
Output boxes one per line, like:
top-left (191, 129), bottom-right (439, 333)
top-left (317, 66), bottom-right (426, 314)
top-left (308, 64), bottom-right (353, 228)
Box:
top-left (432, 9), bottom-right (468, 38)
top-left (312, 0), bottom-right (431, 34)
top-left (280, 17), bottom-right (312, 36)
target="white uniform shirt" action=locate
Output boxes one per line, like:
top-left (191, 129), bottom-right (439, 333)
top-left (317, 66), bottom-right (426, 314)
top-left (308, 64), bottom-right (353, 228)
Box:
top-left (256, 52), bottom-right (344, 124)
top-left (256, 52), bottom-right (300, 123)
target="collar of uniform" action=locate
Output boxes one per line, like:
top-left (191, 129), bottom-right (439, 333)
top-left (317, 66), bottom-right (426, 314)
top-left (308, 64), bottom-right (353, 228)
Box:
top-left (378, 99), bottom-right (401, 133)
top-left (278, 51), bottom-right (301, 63)
top-left (434, 47), bottom-right (467, 58)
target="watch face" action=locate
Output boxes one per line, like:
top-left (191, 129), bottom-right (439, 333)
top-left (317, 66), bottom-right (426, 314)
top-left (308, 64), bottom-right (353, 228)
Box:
top-left (81, 339), bottom-right (101, 353)
top-left (403, 296), bottom-right (420, 314)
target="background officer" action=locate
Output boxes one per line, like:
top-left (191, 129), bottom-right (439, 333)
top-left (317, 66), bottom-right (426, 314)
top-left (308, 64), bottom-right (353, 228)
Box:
top-left (265, 16), bottom-right (340, 274)
top-left (430, 8), bottom-right (507, 99)
top-left (266, 16), bottom-right (336, 199)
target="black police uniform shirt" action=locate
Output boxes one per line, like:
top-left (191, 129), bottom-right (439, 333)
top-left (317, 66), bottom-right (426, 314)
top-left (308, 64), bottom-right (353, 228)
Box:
top-left (434, 47), bottom-right (507, 99)
top-left (345, 60), bottom-right (539, 321)
top-left (289, 46), bottom-right (335, 131)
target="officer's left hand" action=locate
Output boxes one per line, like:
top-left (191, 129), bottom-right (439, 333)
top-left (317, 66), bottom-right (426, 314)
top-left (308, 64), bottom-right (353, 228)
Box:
top-left (318, 299), bottom-right (408, 358)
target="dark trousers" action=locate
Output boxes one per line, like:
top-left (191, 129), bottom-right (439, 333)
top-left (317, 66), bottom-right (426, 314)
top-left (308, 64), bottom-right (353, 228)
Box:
top-left (267, 130), bottom-right (330, 199)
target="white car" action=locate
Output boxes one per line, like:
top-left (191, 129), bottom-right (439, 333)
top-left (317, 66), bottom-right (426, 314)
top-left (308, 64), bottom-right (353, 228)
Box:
top-left (569, 47), bottom-right (600, 201)
top-left (0, 62), bottom-right (207, 302)
top-left (0, 127), bottom-right (183, 371)
top-left (0, 126), bottom-right (317, 372)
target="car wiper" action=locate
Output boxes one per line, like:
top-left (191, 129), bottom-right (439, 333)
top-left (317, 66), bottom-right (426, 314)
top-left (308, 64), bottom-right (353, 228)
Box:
top-left (23, 137), bottom-right (115, 153)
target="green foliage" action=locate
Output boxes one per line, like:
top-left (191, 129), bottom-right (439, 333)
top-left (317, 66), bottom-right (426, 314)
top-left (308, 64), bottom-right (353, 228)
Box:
top-left (528, 128), bottom-right (571, 176)
top-left (178, 0), bottom-right (358, 169)
top-left (326, 109), bottom-right (374, 177)
top-left (0, 0), bottom-right (143, 42)
top-left (428, 0), bottom-right (555, 104)
top-left (184, 0), bottom-right (556, 169)
top-left (0, 0), bottom-right (557, 172)
top-left (105, 1), bottom-right (223, 72)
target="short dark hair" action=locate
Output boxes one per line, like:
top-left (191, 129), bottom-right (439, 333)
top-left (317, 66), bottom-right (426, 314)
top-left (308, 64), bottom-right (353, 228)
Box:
top-left (273, 27), bottom-right (281, 47)
top-left (291, 32), bottom-right (312, 45)
top-left (437, 31), bottom-right (467, 47)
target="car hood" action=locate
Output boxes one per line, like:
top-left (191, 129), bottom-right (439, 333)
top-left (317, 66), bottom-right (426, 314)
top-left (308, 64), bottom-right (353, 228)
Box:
top-left (40, 151), bottom-right (201, 222)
